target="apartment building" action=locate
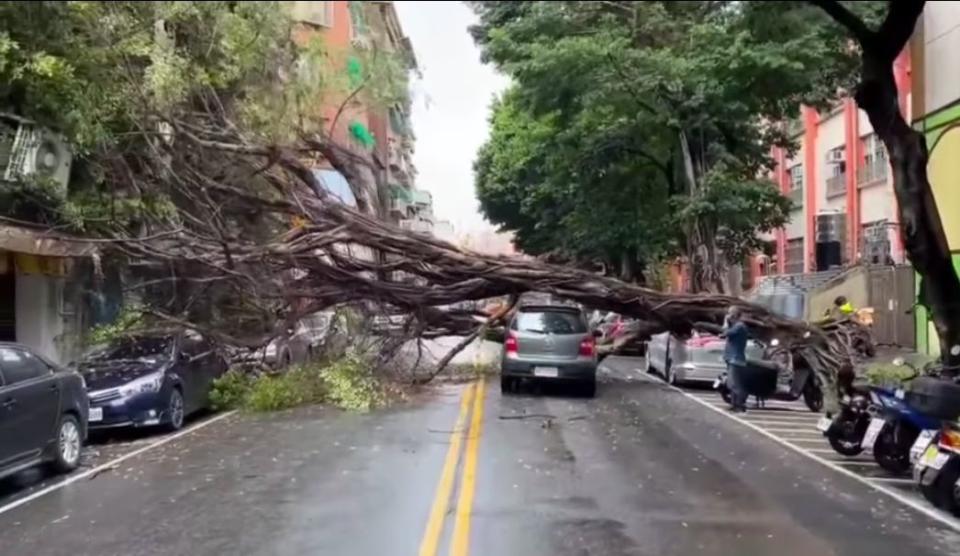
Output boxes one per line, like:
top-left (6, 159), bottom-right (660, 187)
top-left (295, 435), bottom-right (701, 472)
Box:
top-left (291, 1), bottom-right (439, 232)
top-left (763, 49), bottom-right (911, 279)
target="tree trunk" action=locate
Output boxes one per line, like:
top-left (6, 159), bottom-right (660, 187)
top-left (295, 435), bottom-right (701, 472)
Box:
top-left (856, 45), bottom-right (960, 368)
top-left (811, 0), bottom-right (960, 368)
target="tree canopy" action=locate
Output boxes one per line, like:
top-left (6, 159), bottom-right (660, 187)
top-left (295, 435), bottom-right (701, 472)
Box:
top-left (470, 1), bottom-right (883, 290)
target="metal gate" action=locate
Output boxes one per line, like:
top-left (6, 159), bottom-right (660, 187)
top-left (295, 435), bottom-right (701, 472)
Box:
top-left (866, 266), bottom-right (915, 348)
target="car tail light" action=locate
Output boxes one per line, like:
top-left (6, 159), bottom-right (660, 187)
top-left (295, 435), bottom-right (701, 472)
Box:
top-left (505, 333), bottom-right (518, 355)
top-left (939, 427), bottom-right (960, 452)
top-left (579, 337), bottom-right (595, 357)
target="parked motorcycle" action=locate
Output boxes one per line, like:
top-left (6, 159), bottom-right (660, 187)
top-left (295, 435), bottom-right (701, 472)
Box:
top-left (859, 357), bottom-right (960, 475)
top-left (914, 424), bottom-right (960, 516)
top-left (818, 389), bottom-right (872, 456)
top-left (715, 339), bottom-right (823, 412)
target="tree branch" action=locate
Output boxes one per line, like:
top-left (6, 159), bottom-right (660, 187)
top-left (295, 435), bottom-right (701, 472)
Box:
top-left (808, 0), bottom-right (877, 49)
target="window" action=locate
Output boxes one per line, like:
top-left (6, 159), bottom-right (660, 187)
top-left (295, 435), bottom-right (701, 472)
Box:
top-left (785, 238), bottom-right (804, 275)
top-left (863, 133), bottom-right (887, 166)
top-left (293, 1), bottom-right (334, 28)
top-left (512, 310), bottom-right (587, 334)
top-left (0, 347), bottom-right (52, 386)
top-left (788, 164), bottom-right (803, 190)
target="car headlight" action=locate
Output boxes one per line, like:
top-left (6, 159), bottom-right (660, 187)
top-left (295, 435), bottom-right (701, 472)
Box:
top-left (119, 372), bottom-right (165, 397)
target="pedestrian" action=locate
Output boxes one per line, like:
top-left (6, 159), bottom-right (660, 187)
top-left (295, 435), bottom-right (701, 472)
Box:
top-left (721, 306), bottom-right (750, 413)
top-left (828, 295), bottom-right (855, 319)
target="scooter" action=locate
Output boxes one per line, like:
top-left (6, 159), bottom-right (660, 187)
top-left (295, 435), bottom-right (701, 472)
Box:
top-left (818, 388), bottom-right (872, 456)
top-left (715, 339), bottom-right (823, 413)
top-left (914, 424), bottom-right (960, 516)
top-left (855, 358), bottom-right (946, 475)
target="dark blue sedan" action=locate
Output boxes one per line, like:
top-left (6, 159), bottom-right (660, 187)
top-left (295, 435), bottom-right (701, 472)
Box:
top-left (78, 331), bottom-right (228, 431)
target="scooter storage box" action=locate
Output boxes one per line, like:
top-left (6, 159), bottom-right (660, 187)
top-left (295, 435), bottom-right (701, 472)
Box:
top-left (735, 360), bottom-right (779, 398)
top-left (905, 377), bottom-right (960, 420)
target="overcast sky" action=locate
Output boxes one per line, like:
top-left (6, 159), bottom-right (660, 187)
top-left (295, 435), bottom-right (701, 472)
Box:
top-left (394, 1), bottom-right (510, 234)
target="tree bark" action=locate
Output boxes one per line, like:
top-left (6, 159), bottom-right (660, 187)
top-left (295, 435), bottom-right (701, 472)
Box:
top-left (811, 0), bottom-right (960, 368)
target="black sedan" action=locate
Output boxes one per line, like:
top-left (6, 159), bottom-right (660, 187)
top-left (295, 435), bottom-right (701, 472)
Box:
top-left (78, 330), bottom-right (228, 431)
top-left (0, 343), bottom-right (89, 480)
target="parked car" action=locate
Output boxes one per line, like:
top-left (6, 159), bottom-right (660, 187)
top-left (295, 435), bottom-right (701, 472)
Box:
top-left (77, 330), bottom-right (227, 431)
top-left (0, 343), bottom-right (89, 480)
top-left (235, 311), bottom-right (335, 369)
top-left (501, 304), bottom-right (599, 397)
top-left (645, 332), bottom-right (764, 386)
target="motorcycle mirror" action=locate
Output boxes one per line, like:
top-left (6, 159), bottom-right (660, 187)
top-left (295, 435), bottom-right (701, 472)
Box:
top-left (892, 357), bottom-right (905, 367)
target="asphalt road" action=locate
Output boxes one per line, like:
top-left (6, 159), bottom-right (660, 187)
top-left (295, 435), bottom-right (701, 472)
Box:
top-left (1, 357), bottom-right (958, 555)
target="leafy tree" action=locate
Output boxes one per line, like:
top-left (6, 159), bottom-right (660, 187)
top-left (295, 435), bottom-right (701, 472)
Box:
top-left (470, 1), bottom-right (880, 292)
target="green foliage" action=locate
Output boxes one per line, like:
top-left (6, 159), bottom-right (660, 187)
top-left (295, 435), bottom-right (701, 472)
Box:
top-left (87, 305), bottom-right (145, 346)
top-left (209, 370), bottom-right (256, 411)
top-left (863, 357), bottom-right (935, 388)
top-left (470, 1), bottom-right (883, 285)
top-left (0, 1), bottom-right (410, 231)
top-left (321, 353), bottom-right (386, 411)
top-left (209, 353), bottom-right (385, 413)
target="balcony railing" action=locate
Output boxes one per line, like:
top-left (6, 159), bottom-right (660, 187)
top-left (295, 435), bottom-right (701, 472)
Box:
top-left (400, 219), bottom-right (433, 234)
top-left (826, 173), bottom-right (846, 198)
top-left (857, 159), bottom-right (889, 188)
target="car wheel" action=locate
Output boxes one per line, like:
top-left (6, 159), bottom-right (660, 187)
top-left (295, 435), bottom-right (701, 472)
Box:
top-left (803, 379), bottom-right (824, 413)
top-left (51, 414), bottom-right (82, 473)
top-left (500, 376), bottom-right (514, 395)
top-left (165, 388), bottom-right (186, 432)
top-left (580, 379), bottom-right (596, 398)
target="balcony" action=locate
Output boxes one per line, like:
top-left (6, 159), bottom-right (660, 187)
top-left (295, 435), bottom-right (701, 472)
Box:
top-left (826, 173), bottom-right (846, 198)
top-left (412, 189), bottom-right (432, 207)
top-left (857, 159), bottom-right (889, 188)
top-left (400, 219), bottom-right (433, 234)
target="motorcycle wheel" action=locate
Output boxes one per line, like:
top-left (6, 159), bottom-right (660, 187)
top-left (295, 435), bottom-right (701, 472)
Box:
top-left (803, 380), bottom-right (824, 413)
top-left (873, 429), bottom-right (912, 475)
top-left (828, 435), bottom-right (864, 456)
top-left (919, 462), bottom-right (960, 515)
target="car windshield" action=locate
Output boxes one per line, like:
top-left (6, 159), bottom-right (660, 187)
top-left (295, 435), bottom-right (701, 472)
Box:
top-left (514, 310), bottom-right (586, 334)
top-left (86, 336), bottom-right (174, 362)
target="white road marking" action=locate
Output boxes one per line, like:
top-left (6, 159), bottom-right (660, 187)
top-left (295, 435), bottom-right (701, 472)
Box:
top-left (761, 425), bottom-right (826, 434)
top-left (0, 410), bottom-right (237, 517)
top-left (830, 460), bottom-right (881, 467)
top-left (869, 477), bottom-right (918, 484)
top-left (669, 385), bottom-right (960, 531)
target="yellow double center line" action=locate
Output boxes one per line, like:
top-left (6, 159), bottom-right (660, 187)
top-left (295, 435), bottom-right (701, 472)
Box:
top-left (418, 377), bottom-right (487, 556)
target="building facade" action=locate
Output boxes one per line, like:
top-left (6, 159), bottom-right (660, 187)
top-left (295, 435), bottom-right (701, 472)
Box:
top-left (910, 1), bottom-right (960, 356)
top-left (291, 1), bottom-right (440, 235)
top-left (763, 50), bottom-right (912, 281)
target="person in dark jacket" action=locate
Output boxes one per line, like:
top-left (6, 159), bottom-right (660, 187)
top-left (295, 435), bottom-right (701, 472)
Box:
top-left (721, 306), bottom-right (750, 412)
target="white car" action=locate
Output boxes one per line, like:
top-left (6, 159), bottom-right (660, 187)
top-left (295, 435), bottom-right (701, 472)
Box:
top-left (645, 332), bottom-right (764, 386)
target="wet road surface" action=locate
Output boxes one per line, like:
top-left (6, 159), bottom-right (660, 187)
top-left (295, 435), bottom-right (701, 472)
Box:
top-left (1, 357), bottom-right (958, 555)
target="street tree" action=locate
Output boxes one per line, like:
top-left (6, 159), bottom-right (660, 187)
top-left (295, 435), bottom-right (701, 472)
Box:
top-left (469, 1), bottom-right (880, 292)
top-left (0, 1), bottom-right (952, 396)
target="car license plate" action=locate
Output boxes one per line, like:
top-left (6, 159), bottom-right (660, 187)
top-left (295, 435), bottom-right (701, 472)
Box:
top-left (910, 430), bottom-right (938, 463)
top-left (89, 407), bottom-right (103, 422)
top-left (921, 445), bottom-right (950, 470)
top-left (533, 367), bottom-right (559, 378)
top-left (862, 418), bottom-right (886, 450)
top-left (816, 416), bottom-right (832, 433)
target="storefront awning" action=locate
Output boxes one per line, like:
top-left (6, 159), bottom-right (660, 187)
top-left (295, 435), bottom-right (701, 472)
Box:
top-left (0, 224), bottom-right (97, 258)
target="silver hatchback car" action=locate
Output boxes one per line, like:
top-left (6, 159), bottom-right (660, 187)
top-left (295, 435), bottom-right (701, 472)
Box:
top-left (500, 304), bottom-right (598, 397)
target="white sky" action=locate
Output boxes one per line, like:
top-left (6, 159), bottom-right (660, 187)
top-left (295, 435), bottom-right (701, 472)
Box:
top-left (394, 1), bottom-right (510, 234)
